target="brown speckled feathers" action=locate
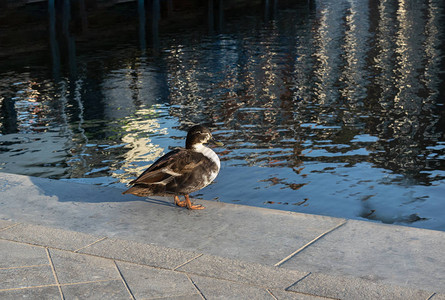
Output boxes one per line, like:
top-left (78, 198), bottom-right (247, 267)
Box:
top-left (123, 148), bottom-right (216, 196)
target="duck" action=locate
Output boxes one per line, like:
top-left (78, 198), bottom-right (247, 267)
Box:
top-left (122, 125), bottom-right (222, 210)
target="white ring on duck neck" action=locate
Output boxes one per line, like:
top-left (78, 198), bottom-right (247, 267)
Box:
top-left (192, 143), bottom-right (221, 170)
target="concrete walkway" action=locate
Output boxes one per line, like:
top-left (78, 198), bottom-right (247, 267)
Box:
top-left (0, 172), bottom-right (444, 299)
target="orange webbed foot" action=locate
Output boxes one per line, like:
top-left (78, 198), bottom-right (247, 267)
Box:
top-left (185, 195), bottom-right (205, 210)
top-left (174, 195), bottom-right (205, 210)
top-left (187, 204), bottom-right (205, 210)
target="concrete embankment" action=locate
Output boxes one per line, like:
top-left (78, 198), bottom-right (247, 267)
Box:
top-left (0, 172), bottom-right (444, 299)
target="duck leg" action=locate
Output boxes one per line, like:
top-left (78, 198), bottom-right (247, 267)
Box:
top-left (174, 195), bottom-right (187, 207)
top-left (184, 194), bottom-right (205, 210)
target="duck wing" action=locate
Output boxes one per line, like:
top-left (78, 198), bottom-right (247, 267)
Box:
top-left (127, 148), bottom-right (204, 187)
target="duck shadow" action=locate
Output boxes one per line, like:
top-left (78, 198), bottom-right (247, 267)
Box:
top-left (29, 176), bottom-right (176, 208)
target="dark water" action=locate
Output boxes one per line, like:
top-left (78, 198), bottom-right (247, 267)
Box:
top-left (1, 0), bottom-right (445, 230)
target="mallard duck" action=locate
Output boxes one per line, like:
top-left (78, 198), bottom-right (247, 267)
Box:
top-left (122, 125), bottom-right (222, 210)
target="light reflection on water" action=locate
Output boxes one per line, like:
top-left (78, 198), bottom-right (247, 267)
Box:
top-left (0, 0), bottom-right (444, 230)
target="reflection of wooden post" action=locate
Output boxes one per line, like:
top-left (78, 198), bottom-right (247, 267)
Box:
top-left (49, 0), bottom-right (60, 80)
top-left (218, 0), bottom-right (223, 31)
top-left (138, 0), bottom-right (146, 51)
top-left (152, 0), bottom-right (160, 52)
top-left (63, 0), bottom-right (77, 76)
top-left (264, 0), bottom-right (269, 21)
top-left (264, 0), bottom-right (277, 21)
top-left (208, 0), bottom-right (223, 32)
top-left (208, 0), bottom-right (214, 33)
top-left (167, 0), bottom-right (173, 17)
top-left (62, 0), bottom-right (69, 37)
top-left (78, 0), bottom-right (88, 33)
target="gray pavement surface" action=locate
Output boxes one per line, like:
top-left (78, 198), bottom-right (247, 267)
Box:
top-left (0, 172), bottom-right (444, 299)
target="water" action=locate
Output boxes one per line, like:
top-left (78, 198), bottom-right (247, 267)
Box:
top-left (1, 0), bottom-right (444, 230)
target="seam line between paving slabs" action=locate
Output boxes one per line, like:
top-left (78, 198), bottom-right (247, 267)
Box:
top-left (266, 289), bottom-right (279, 300)
top-left (0, 284), bottom-right (60, 293)
top-left (0, 237), bottom-right (63, 251)
top-left (0, 223), bottom-right (20, 232)
top-left (0, 237), bottom-right (51, 249)
top-left (426, 292), bottom-right (437, 300)
top-left (46, 248), bottom-right (65, 300)
top-left (0, 279), bottom-right (122, 293)
top-left (172, 253), bottom-right (204, 271)
top-left (284, 272), bottom-right (313, 293)
top-left (186, 274), bottom-right (206, 300)
top-left (0, 230), bottom-right (107, 254)
top-left (275, 220), bottom-right (347, 267)
top-left (73, 237), bottom-right (108, 253)
top-left (0, 263), bottom-right (50, 270)
top-left (113, 260), bottom-right (136, 300)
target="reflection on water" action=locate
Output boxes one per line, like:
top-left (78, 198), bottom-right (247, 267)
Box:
top-left (0, 0), bottom-right (445, 230)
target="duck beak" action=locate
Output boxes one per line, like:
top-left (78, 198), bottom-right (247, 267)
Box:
top-left (214, 140), bottom-right (224, 147)
top-left (211, 136), bottom-right (224, 147)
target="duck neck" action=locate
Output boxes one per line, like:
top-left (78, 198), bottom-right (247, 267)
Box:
top-left (186, 137), bottom-right (199, 149)
top-left (190, 143), bottom-right (206, 151)
top-left (191, 143), bottom-right (220, 169)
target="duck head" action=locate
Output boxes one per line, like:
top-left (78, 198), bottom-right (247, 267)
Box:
top-left (186, 125), bottom-right (223, 149)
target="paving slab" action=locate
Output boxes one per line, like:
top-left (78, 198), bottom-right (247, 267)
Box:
top-left (60, 280), bottom-right (131, 300)
top-left (78, 237), bottom-right (202, 270)
top-left (0, 286), bottom-right (61, 300)
top-left (280, 220), bottom-right (445, 293)
top-left (189, 274), bottom-right (274, 299)
top-left (176, 254), bottom-right (307, 289)
top-left (0, 223), bottom-right (105, 252)
top-left (0, 265), bottom-right (55, 291)
top-left (48, 248), bottom-right (120, 284)
top-left (287, 272), bottom-right (433, 300)
top-left (0, 240), bottom-right (48, 268)
top-left (115, 261), bottom-right (201, 299)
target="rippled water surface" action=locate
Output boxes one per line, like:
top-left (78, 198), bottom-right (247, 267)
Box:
top-left (1, 0), bottom-right (445, 230)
